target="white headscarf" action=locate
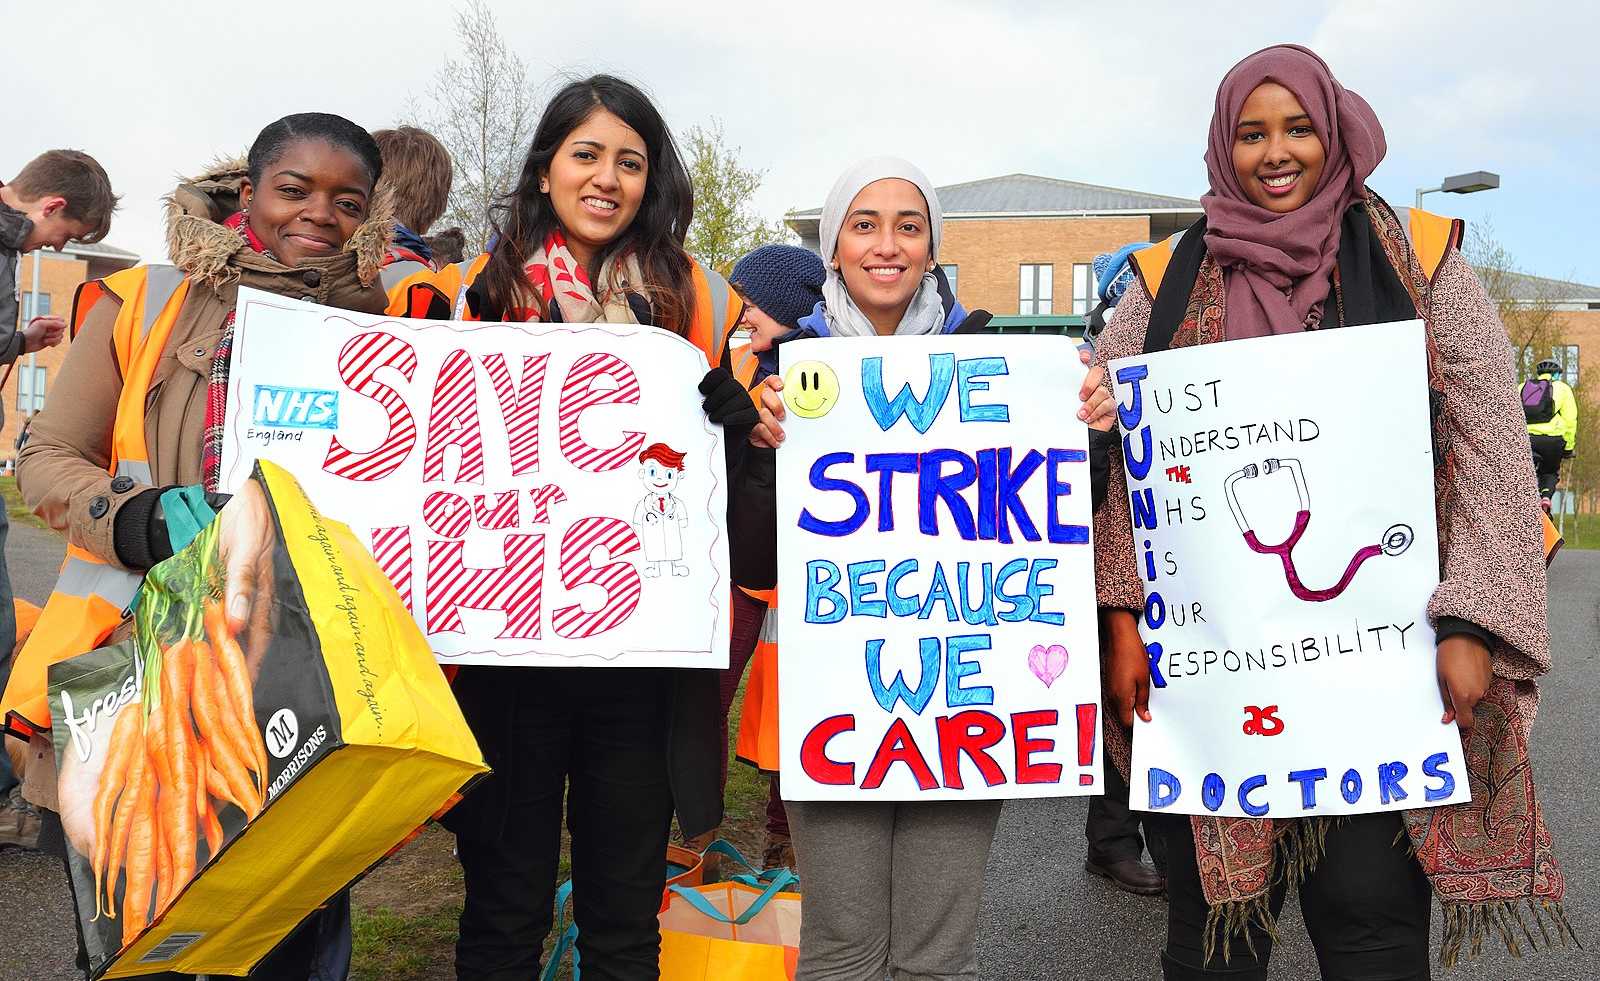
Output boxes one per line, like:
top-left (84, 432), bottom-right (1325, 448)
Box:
top-left (817, 156), bottom-right (946, 337)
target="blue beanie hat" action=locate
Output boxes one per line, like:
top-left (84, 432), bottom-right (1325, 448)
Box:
top-left (729, 245), bottom-right (826, 330)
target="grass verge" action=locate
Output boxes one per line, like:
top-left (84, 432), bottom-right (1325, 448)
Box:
top-left (349, 678), bottom-right (770, 980)
top-left (0, 476), bottom-right (45, 529)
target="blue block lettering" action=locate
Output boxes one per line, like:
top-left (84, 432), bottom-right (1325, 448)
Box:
top-left (956, 357), bottom-right (1010, 422)
top-left (862, 354), bottom-right (954, 434)
top-left (1115, 364), bottom-right (1149, 430)
top-left (799, 452), bottom-right (868, 537)
top-left (1288, 768), bottom-right (1328, 810)
top-left (1148, 767), bottom-right (1181, 809)
top-left (944, 634), bottom-right (995, 707)
top-left (805, 561), bottom-right (846, 624)
top-left (864, 637), bottom-right (940, 715)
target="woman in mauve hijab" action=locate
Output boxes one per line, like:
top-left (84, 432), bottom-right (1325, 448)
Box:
top-left (1092, 44), bottom-right (1569, 981)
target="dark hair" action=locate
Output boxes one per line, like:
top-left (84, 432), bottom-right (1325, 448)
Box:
top-left (424, 226), bottom-right (467, 265)
top-left (479, 75), bottom-right (696, 333)
top-left (247, 113), bottom-right (384, 192)
top-left (10, 149), bottom-right (119, 243)
top-left (372, 126), bottom-right (453, 233)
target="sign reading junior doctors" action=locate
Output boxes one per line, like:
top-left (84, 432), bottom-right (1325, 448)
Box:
top-left (1111, 321), bottom-right (1470, 818)
top-left (777, 335), bottom-right (1101, 802)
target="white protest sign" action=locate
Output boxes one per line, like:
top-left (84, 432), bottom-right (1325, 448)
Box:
top-left (220, 287), bottom-right (729, 668)
top-left (1111, 321), bottom-right (1468, 817)
top-left (777, 335), bottom-right (1101, 802)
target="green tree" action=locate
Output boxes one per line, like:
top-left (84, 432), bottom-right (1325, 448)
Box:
top-left (683, 120), bottom-right (792, 273)
top-left (408, 0), bottom-right (539, 255)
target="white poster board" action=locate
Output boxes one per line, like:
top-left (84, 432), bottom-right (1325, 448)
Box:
top-left (777, 335), bottom-right (1102, 802)
top-left (220, 287), bottom-right (729, 668)
top-left (1111, 321), bottom-right (1468, 817)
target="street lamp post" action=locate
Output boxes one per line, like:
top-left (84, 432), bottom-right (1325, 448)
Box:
top-left (1414, 170), bottom-right (1500, 211)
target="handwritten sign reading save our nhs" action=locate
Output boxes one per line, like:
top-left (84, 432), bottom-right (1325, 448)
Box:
top-left (219, 288), bottom-right (729, 669)
top-left (777, 335), bottom-right (1101, 802)
top-left (1111, 321), bottom-right (1468, 817)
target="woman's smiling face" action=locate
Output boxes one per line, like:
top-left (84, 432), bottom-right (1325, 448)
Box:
top-left (542, 108), bottom-right (649, 270)
top-left (833, 178), bottom-right (933, 333)
top-left (1231, 82), bottom-right (1326, 214)
top-left (241, 139), bottom-right (373, 265)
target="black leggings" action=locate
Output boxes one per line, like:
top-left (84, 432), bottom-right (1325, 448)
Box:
top-left (1154, 812), bottom-right (1432, 981)
top-left (1530, 434), bottom-right (1566, 499)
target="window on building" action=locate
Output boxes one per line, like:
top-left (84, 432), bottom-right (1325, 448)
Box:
top-left (942, 264), bottom-right (959, 302)
top-left (1555, 344), bottom-right (1580, 386)
top-left (16, 366), bottom-right (47, 413)
top-left (1019, 263), bottom-right (1053, 315)
top-left (1071, 263), bottom-right (1094, 315)
top-left (1524, 344), bottom-right (1582, 386)
top-left (22, 291), bottom-right (51, 320)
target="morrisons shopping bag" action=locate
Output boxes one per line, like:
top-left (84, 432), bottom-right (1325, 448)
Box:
top-left (47, 460), bottom-right (487, 979)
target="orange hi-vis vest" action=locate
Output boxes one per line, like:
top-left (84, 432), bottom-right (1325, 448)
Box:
top-left (380, 249), bottom-right (440, 318)
top-left (734, 587), bottom-right (779, 772)
top-left (2, 265), bottom-right (192, 737)
top-left (1130, 206), bottom-right (1563, 564)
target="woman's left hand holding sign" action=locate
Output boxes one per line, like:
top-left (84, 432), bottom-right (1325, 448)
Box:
top-left (1436, 634), bottom-right (1493, 730)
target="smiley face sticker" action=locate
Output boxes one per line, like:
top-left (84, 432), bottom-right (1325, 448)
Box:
top-left (783, 360), bottom-right (841, 418)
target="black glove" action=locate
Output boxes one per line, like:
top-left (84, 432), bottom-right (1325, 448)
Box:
top-left (699, 368), bottom-right (759, 429)
top-left (113, 487), bottom-right (233, 570)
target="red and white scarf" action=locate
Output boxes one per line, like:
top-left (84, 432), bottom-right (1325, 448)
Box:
top-left (513, 230), bottom-right (643, 324)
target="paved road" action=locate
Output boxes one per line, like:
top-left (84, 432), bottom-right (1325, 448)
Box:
top-left (3, 527), bottom-right (1596, 979)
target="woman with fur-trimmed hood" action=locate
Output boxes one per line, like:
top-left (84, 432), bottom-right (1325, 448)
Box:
top-left (14, 112), bottom-right (391, 981)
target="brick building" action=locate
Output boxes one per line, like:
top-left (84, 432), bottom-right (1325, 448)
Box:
top-left (5, 241), bottom-right (140, 466)
top-left (1495, 270), bottom-right (1600, 386)
top-left (788, 173), bottom-right (1202, 322)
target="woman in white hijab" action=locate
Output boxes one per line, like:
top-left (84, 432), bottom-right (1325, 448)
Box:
top-left (748, 157), bottom-right (1114, 981)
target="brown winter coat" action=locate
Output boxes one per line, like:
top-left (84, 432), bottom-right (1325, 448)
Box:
top-left (18, 159), bottom-right (391, 566)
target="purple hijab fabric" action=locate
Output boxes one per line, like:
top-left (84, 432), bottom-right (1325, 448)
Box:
top-left (1201, 44), bottom-right (1387, 339)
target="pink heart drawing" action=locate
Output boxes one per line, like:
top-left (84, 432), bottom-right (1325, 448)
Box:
top-left (1028, 644), bottom-right (1069, 688)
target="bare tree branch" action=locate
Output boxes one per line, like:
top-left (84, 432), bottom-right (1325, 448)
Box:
top-left (404, 0), bottom-right (540, 255)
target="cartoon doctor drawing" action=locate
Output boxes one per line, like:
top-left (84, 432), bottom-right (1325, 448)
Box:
top-left (633, 442), bottom-right (691, 578)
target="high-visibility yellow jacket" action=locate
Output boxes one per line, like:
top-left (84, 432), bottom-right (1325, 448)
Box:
top-left (1526, 373), bottom-right (1577, 451)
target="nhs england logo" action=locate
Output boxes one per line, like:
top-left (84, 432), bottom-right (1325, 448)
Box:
top-left (252, 385), bottom-right (340, 429)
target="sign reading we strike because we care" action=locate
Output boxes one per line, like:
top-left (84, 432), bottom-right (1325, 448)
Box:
top-left (219, 288), bottom-right (729, 669)
top-left (777, 336), bottom-right (1101, 802)
top-left (1111, 321), bottom-right (1470, 818)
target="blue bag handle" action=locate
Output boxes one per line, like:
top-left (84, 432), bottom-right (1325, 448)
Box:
top-left (540, 879), bottom-right (580, 981)
top-left (701, 838), bottom-right (799, 888)
top-left (666, 868), bottom-right (798, 926)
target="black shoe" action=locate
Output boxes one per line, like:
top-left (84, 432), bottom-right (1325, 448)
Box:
top-left (1086, 857), bottom-right (1165, 896)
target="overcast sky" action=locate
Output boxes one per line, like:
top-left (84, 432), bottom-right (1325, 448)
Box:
top-left (6, 0), bottom-right (1597, 285)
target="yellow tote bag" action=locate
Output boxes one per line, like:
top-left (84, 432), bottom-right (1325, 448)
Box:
top-left (48, 461), bottom-right (487, 979)
top-left (658, 871), bottom-right (801, 981)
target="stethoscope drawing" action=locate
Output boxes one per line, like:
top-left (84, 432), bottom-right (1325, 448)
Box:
top-left (1224, 458), bottom-right (1413, 603)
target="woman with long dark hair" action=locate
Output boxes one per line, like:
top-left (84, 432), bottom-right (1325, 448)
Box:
top-left (441, 75), bottom-right (755, 981)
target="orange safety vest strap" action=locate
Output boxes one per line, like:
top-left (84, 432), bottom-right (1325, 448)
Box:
top-left (1543, 512), bottom-right (1563, 566)
top-left (733, 604), bottom-right (781, 773)
top-left (1, 264), bottom-right (188, 734)
top-left (1129, 232), bottom-right (1182, 303)
top-left (381, 259), bottom-right (438, 317)
top-left (1404, 207), bottom-right (1464, 285)
top-left (452, 253), bottom-right (492, 321)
